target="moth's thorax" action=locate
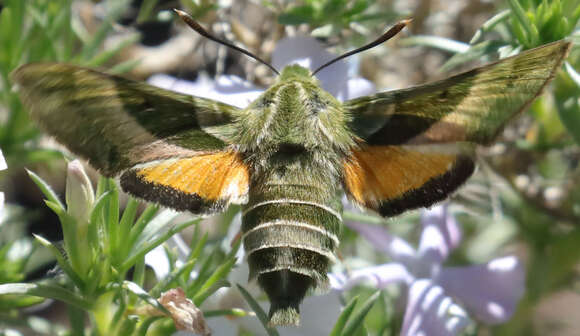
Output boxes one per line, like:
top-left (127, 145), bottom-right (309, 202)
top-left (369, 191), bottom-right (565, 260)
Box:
top-left (234, 64), bottom-right (356, 162)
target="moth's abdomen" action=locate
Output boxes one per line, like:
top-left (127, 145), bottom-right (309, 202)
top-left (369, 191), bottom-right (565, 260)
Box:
top-left (242, 184), bottom-right (341, 326)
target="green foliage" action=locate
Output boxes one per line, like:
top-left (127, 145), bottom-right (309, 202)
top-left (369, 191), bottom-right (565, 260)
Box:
top-left (0, 163), bottom-right (241, 335)
top-left (276, 0), bottom-right (397, 37)
top-left (0, 0), bottom-right (137, 167)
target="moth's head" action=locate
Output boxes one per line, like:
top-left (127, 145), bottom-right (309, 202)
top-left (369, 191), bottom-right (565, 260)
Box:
top-left (277, 65), bottom-right (315, 82)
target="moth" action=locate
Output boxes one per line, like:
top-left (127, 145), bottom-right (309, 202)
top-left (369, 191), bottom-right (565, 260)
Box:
top-left (12, 10), bottom-right (571, 326)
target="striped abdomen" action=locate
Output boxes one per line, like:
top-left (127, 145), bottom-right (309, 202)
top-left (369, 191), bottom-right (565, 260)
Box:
top-left (242, 183), bottom-right (342, 326)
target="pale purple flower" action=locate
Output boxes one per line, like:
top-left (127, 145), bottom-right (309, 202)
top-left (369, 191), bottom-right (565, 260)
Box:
top-left (331, 205), bottom-right (525, 335)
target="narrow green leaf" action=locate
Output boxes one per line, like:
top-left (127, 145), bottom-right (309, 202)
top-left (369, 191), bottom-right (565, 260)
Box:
top-left (470, 9), bottom-right (511, 44)
top-left (150, 258), bottom-right (197, 298)
top-left (133, 257), bottom-right (146, 288)
top-left (122, 220), bottom-right (197, 272)
top-left (193, 257), bottom-right (237, 305)
top-left (135, 316), bottom-right (163, 336)
top-left (79, 0), bottom-right (132, 61)
top-left (508, 0), bottom-right (539, 45)
top-left (187, 248), bottom-right (217, 296)
top-left (441, 40), bottom-right (506, 72)
top-left (0, 282), bottom-right (92, 310)
top-left (237, 284), bottom-right (280, 336)
top-left (329, 296), bottom-right (359, 336)
top-left (203, 308), bottom-right (248, 318)
top-left (86, 33), bottom-right (140, 67)
top-left (341, 291), bottom-right (380, 336)
top-left (131, 204), bottom-right (159, 240)
top-left (109, 59), bottom-right (141, 74)
top-left (33, 234), bottom-right (84, 290)
top-left (278, 5), bottom-right (316, 25)
top-left (106, 181), bottom-right (120, 257)
top-left (136, 0), bottom-right (160, 23)
top-left (117, 197), bottom-right (140, 260)
top-left (26, 169), bottom-right (64, 210)
top-left (122, 281), bottom-right (170, 315)
top-left (131, 209), bottom-right (179, 249)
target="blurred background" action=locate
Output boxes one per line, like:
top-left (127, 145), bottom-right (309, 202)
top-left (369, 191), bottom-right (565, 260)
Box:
top-left (0, 0), bottom-right (579, 335)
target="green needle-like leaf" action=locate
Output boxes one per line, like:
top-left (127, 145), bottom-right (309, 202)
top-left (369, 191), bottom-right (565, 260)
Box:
top-left (26, 169), bottom-right (64, 210)
top-left (329, 295), bottom-right (359, 336)
top-left (341, 291), bottom-right (380, 336)
top-left (237, 284), bottom-right (280, 336)
top-left (0, 282), bottom-right (92, 310)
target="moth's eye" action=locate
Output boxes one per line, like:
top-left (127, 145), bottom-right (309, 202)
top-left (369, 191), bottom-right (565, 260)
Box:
top-left (256, 98), bottom-right (273, 108)
top-left (307, 95), bottom-right (328, 116)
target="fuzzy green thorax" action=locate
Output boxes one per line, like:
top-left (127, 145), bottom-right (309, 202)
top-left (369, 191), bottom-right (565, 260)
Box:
top-left (234, 64), bottom-right (356, 167)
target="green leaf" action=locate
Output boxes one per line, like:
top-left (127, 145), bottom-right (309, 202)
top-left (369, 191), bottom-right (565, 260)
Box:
top-left (278, 5), bottom-right (316, 25)
top-left (329, 296), bottom-right (359, 336)
top-left (86, 33), bottom-right (140, 67)
top-left (441, 40), bottom-right (506, 72)
top-left (203, 308), bottom-right (248, 318)
top-left (117, 197), bottom-right (140, 260)
top-left (131, 204), bottom-right (159, 239)
top-left (109, 58), bottom-right (142, 74)
top-left (149, 258), bottom-right (197, 297)
top-left (122, 280), bottom-right (170, 315)
top-left (399, 35), bottom-right (470, 54)
top-left (0, 282), bottom-right (92, 310)
top-left (33, 234), bottom-right (84, 290)
top-left (237, 284), bottom-right (280, 336)
top-left (131, 209), bottom-right (180, 249)
top-left (122, 219), bottom-right (198, 272)
top-left (470, 9), bottom-right (511, 44)
top-left (26, 169), bottom-right (65, 210)
top-left (193, 257), bottom-right (237, 305)
top-left (341, 291), bottom-right (380, 336)
top-left (508, 0), bottom-right (540, 46)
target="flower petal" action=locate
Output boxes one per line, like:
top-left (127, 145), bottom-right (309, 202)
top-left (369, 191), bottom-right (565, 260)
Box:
top-left (336, 77), bottom-right (376, 101)
top-left (435, 256), bottom-right (525, 324)
top-left (329, 263), bottom-right (413, 291)
top-left (401, 279), bottom-right (470, 336)
top-left (271, 36), bottom-right (349, 97)
top-left (418, 205), bottom-right (461, 265)
top-left (346, 220), bottom-right (417, 264)
top-left (148, 73), bottom-right (263, 108)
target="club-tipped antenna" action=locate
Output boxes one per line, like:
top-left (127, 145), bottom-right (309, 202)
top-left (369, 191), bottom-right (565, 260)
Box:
top-left (174, 9), bottom-right (280, 75)
top-left (312, 19), bottom-right (412, 76)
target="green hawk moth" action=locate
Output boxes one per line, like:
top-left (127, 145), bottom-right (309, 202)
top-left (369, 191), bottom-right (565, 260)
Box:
top-left (11, 11), bottom-right (571, 327)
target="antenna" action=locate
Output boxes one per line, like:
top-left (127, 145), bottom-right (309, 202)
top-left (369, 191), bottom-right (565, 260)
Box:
top-left (312, 19), bottom-right (412, 76)
top-left (174, 9), bottom-right (280, 75)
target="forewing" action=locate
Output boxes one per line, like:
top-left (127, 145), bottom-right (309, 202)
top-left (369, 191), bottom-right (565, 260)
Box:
top-left (345, 40), bottom-right (571, 145)
top-left (11, 63), bottom-right (239, 176)
top-left (12, 63), bottom-right (249, 214)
